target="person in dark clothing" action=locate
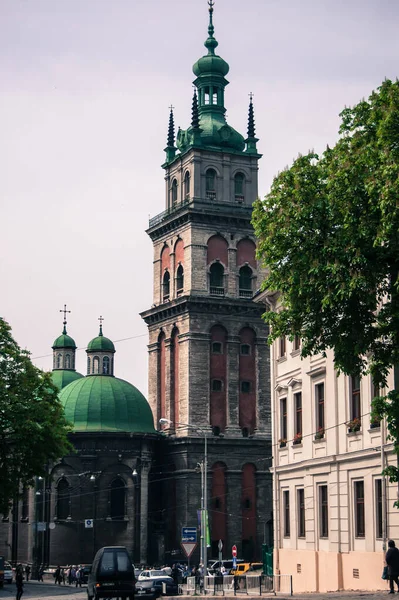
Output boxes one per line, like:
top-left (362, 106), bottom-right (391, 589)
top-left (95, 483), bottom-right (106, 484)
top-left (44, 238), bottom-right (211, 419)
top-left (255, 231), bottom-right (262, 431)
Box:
top-left (15, 567), bottom-right (24, 600)
top-left (386, 539), bottom-right (399, 593)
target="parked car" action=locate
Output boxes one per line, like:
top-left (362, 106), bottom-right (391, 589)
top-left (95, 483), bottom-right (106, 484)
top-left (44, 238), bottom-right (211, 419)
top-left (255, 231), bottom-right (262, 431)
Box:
top-left (4, 562), bottom-right (13, 584)
top-left (135, 577), bottom-right (178, 598)
top-left (87, 546), bottom-right (135, 600)
top-left (138, 570), bottom-right (173, 581)
top-left (208, 559), bottom-right (244, 574)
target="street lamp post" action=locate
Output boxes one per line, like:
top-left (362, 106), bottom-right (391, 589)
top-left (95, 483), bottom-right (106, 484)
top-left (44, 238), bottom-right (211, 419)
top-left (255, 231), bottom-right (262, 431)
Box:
top-left (159, 418), bottom-right (208, 578)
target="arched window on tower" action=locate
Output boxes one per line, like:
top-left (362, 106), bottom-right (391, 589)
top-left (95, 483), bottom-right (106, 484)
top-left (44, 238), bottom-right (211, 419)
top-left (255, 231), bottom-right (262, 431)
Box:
top-left (184, 171), bottom-right (190, 201)
top-left (65, 353), bottom-right (71, 369)
top-left (163, 271), bottom-right (170, 301)
top-left (234, 172), bottom-right (245, 202)
top-left (239, 265), bottom-right (253, 298)
top-left (206, 169), bottom-right (216, 200)
top-left (87, 356), bottom-right (91, 375)
top-left (176, 264), bottom-right (184, 296)
top-left (171, 179), bottom-right (178, 206)
top-left (209, 263), bottom-right (225, 296)
top-left (110, 478), bottom-right (126, 520)
top-left (93, 356), bottom-right (100, 374)
top-left (103, 356), bottom-right (110, 375)
top-left (56, 478), bottom-right (70, 520)
top-left (56, 353), bottom-right (62, 369)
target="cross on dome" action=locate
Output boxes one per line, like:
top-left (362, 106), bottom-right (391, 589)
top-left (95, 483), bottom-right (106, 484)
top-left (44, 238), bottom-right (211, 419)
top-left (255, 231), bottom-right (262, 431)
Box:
top-left (60, 304), bottom-right (71, 334)
top-left (98, 315), bottom-right (104, 336)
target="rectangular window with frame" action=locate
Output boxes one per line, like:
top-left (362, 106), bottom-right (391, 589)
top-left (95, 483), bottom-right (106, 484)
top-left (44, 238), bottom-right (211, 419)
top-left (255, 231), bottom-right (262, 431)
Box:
top-left (283, 490), bottom-right (290, 537)
top-left (280, 397), bottom-right (287, 441)
top-left (293, 335), bottom-right (301, 351)
top-left (354, 480), bottom-right (365, 538)
top-left (297, 488), bottom-right (305, 538)
top-left (294, 392), bottom-right (302, 437)
top-left (319, 485), bottom-right (328, 538)
top-left (279, 336), bottom-right (286, 358)
top-left (316, 383), bottom-right (325, 431)
top-left (351, 375), bottom-right (361, 420)
top-left (375, 479), bottom-right (383, 539)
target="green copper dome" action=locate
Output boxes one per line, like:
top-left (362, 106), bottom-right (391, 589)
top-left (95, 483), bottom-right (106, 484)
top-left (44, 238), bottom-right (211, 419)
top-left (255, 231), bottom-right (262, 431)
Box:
top-left (87, 327), bottom-right (115, 353)
top-left (59, 375), bottom-right (157, 434)
top-left (52, 333), bottom-right (77, 349)
top-left (52, 369), bottom-right (84, 390)
top-left (193, 52), bottom-right (229, 78)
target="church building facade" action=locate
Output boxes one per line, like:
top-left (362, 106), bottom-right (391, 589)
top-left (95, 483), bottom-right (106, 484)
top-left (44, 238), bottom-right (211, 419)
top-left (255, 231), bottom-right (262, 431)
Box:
top-left (0, 3), bottom-right (272, 569)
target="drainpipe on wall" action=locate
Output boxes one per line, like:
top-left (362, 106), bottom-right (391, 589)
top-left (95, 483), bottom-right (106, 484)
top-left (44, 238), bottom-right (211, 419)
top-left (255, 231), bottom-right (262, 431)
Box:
top-left (381, 414), bottom-right (387, 553)
top-left (271, 336), bottom-right (280, 575)
top-left (334, 370), bottom-right (343, 589)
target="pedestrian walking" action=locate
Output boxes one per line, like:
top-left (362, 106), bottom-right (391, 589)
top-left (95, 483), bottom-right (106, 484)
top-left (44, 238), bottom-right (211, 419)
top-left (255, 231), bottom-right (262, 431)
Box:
top-left (75, 565), bottom-right (82, 587)
top-left (54, 565), bottom-right (61, 585)
top-left (24, 565), bottom-right (30, 582)
top-left (16, 567), bottom-right (24, 600)
top-left (386, 539), bottom-right (399, 593)
top-left (38, 565), bottom-right (44, 582)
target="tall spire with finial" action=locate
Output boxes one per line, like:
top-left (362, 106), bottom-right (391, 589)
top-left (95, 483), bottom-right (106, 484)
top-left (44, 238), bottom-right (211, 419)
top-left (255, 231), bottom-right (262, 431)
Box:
top-left (167, 106), bottom-right (175, 147)
top-left (164, 105), bottom-right (177, 163)
top-left (245, 92), bottom-right (259, 154)
top-left (204, 0), bottom-right (218, 55)
top-left (191, 90), bottom-right (199, 129)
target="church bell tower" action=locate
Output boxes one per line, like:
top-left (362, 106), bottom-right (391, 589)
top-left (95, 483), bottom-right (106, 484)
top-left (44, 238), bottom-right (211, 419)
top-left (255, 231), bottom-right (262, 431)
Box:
top-left (141, 1), bottom-right (272, 562)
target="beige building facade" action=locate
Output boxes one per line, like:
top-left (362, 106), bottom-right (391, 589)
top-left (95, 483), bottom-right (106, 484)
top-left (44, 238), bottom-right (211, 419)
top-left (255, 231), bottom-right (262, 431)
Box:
top-left (260, 293), bottom-right (399, 592)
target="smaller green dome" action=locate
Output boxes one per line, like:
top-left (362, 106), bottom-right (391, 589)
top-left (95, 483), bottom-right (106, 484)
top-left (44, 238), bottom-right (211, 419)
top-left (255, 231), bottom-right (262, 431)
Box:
top-left (52, 333), bottom-right (77, 349)
top-left (52, 369), bottom-right (84, 390)
top-left (193, 52), bottom-right (229, 78)
top-left (87, 325), bottom-right (115, 353)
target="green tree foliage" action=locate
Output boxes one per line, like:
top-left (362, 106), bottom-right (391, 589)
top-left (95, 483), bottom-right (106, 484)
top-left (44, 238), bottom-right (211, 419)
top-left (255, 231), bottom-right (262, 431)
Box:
top-left (0, 318), bottom-right (72, 513)
top-left (253, 79), bottom-right (399, 478)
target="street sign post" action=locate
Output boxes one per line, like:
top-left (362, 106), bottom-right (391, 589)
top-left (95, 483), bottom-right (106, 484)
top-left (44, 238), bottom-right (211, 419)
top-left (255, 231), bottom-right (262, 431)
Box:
top-left (181, 527), bottom-right (197, 566)
top-left (232, 544), bottom-right (237, 569)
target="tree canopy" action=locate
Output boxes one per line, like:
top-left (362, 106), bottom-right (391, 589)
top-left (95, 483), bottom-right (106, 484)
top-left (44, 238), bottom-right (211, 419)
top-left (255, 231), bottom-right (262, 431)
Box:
top-left (253, 79), bottom-right (399, 477)
top-left (0, 318), bottom-right (72, 513)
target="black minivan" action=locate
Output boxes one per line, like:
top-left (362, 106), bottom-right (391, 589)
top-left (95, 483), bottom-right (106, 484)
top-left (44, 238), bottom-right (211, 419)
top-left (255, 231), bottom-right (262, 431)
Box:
top-left (87, 546), bottom-right (135, 600)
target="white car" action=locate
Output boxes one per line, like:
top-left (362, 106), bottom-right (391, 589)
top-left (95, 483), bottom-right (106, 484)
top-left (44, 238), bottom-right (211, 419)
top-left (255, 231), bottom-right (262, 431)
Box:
top-left (4, 562), bottom-right (13, 583)
top-left (138, 570), bottom-right (173, 581)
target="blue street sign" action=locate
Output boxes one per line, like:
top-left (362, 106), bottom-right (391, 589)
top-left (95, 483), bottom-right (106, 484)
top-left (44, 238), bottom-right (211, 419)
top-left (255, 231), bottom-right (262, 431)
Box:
top-left (233, 557), bottom-right (237, 568)
top-left (182, 527), bottom-right (197, 543)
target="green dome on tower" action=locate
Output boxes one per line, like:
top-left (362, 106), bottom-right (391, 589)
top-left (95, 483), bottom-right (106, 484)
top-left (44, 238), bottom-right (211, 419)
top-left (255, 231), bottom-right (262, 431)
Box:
top-left (59, 375), bottom-right (157, 434)
top-left (87, 322), bottom-right (115, 353)
top-left (52, 332), bottom-right (77, 349)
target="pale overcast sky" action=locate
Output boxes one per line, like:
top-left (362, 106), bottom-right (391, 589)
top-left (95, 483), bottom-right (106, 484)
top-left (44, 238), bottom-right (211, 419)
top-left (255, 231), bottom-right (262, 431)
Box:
top-left (1, 0), bottom-right (398, 397)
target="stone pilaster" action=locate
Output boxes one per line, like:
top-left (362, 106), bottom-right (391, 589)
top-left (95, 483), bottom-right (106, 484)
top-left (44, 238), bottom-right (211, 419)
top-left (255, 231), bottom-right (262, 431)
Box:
top-left (139, 457), bottom-right (151, 565)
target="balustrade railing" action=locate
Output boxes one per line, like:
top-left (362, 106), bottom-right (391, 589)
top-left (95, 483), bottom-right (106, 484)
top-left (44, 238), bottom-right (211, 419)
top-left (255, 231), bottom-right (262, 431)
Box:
top-left (148, 196), bottom-right (252, 228)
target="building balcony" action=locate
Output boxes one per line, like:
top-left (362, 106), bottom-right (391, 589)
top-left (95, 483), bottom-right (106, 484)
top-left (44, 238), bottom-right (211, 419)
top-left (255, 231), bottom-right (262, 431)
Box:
top-left (148, 196), bottom-right (252, 229)
top-left (239, 289), bottom-right (253, 299)
top-left (210, 286), bottom-right (225, 296)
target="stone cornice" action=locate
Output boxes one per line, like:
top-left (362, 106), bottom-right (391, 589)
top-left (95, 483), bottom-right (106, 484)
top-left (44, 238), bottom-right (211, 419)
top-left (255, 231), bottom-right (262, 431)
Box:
top-left (140, 295), bottom-right (266, 326)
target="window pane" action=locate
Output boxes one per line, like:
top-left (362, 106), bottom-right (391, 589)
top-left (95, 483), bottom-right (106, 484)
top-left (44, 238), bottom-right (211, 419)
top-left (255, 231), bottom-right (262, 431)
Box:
top-left (319, 485), bottom-right (328, 538)
top-left (316, 383), bottom-right (325, 430)
top-left (355, 481), bottom-right (365, 538)
top-left (298, 489), bottom-right (305, 538)
top-left (280, 398), bottom-right (287, 440)
top-left (283, 490), bottom-right (290, 537)
top-left (295, 392), bottom-right (302, 436)
top-left (375, 479), bottom-right (383, 539)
